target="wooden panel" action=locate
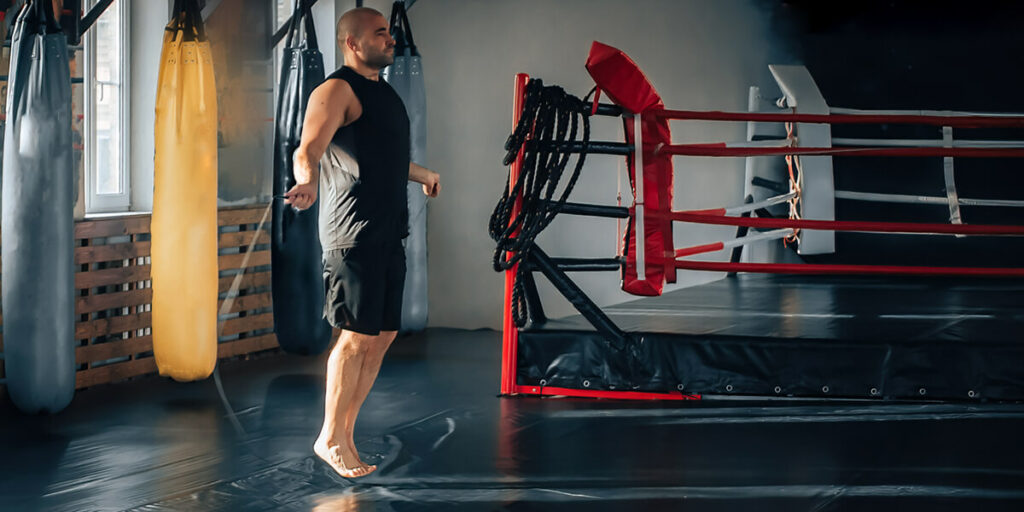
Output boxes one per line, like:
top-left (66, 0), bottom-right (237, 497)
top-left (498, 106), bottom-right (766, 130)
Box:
top-left (77, 289), bottom-right (152, 315)
top-left (76, 312), bottom-right (152, 340)
top-left (76, 357), bottom-right (158, 389)
top-left (218, 271), bottom-right (271, 293)
top-left (75, 242), bottom-right (151, 265)
top-left (219, 230), bottom-right (270, 249)
top-left (218, 205), bottom-right (270, 226)
top-left (218, 250), bottom-right (271, 271)
top-left (217, 334), bottom-right (279, 358)
top-left (75, 215), bottom-right (151, 239)
top-left (219, 312), bottom-right (274, 337)
top-left (76, 265), bottom-right (151, 289)
top-left (77, 336), bottom-right (153, 364)
top-left (1, 205), bottom-right (287, 392)
top-left (217, 292), bottom-right (272, 314)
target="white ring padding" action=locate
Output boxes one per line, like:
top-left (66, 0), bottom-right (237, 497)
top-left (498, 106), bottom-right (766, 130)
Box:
top-left (633, 113), bottom-right (646, 281)
top-left (832, 137), bottom-right (1024, 148)
top-left (835, 190), bottom-right (1024, 208)
top-left (942, 127), bottom-right (963, 226)
top-left (830, 106), bottom-right (1024, 118)
top-left (724, 192), bottom-right (797, 216)
top-left (721, 228), bottom-right (794, 251)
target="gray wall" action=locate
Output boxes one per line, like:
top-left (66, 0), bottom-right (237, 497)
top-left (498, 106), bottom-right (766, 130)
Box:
top-left (337, 0), bottom-right (791, 328)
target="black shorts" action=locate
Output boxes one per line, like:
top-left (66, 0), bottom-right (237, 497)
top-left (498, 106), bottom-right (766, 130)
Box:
top-left (322, 241), bottom-right (406, 335)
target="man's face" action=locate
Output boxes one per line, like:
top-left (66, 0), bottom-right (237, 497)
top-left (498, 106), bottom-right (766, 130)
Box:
top-left (354, 15), bottom-right (395, 70)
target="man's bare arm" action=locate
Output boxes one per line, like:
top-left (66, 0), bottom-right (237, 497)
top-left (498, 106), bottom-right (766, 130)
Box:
top-left (286, 81), bottom-right (354, 210)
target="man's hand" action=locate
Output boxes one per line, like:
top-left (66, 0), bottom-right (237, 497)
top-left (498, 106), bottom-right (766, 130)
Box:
top-left (409, 162), bottom-right (440, 198)
top-left (421, 171), bottom-right (441, 198)
top-left (284, 181), bottom-right (318, 211)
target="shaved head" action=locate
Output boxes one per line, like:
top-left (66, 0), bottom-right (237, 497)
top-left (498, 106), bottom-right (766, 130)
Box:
top-left (336, 7), bottom-right (385, 44)
top-left (336, 7), bottom-right (394, 71)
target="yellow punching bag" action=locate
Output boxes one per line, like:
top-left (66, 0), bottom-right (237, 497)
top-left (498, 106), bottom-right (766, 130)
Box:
top-left (151, 0), bottom-right (218, 381)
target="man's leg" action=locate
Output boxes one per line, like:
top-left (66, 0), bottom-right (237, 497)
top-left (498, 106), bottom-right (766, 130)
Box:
top-left (343, 240), bottom-right (405, 437)
top-left (314, 329), bottom-right (376, 478)
top-left (343, 330), bottom-right (398, 456)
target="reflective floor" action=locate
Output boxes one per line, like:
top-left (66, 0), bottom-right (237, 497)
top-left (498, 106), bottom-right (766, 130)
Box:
top-left (3, 328), bottom-right (1024, 511)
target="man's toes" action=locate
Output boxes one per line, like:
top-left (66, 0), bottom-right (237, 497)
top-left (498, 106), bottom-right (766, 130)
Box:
top-left (342, 464), bottom-right (376, 478)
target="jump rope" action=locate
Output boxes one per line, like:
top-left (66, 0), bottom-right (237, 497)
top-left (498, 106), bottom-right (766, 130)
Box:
top-left (212, 200), bottom-right (273, 436)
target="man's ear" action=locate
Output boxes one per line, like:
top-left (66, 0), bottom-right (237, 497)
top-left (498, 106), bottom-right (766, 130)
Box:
top-left (344, 35), bottom-right (359, 53)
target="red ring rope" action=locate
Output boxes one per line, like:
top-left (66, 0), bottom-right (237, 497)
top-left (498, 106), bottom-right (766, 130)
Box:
top-left (665, 211), bottom-right (1024, 236)
top-left (668, 260), bottom-right (1024, 278)
top-left (654, 108), bottom-right (1024, 129)
top-left (660, 144), bottom-right (1024, 158)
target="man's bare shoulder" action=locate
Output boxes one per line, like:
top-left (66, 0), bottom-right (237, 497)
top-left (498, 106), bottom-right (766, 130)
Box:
top-left (311, 78), bottom-right (356, 104)
top-left (311, 78), bottom-right (359, 125)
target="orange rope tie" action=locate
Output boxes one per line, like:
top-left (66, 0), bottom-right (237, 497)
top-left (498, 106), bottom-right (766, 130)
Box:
top-left (783, 120), bottom-right (802, 246)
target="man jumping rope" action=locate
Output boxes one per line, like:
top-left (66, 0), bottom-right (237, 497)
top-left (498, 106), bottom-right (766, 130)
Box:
top-left (285, 7), bottom-right (441, 478)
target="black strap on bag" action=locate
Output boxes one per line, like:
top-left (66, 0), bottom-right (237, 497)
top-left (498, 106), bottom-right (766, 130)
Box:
top-left (30, 0), bottom-right (63, 34)
top-left (282, 0), bottom-right (298, 48)
top-left (388, 2), bottom-right (404, 52)
top-left (388, 1), bottom-right (417, 57)
top-left (284, 0), bottom-right (318, 50)
top-left (302, 0), bottom-right (318, 50)
top-left (399, 1), bottom-right (417, 56)
top-left (169, 0), bottom-right (206, 42)
top-left (184, 0), bottom-right (207, 42)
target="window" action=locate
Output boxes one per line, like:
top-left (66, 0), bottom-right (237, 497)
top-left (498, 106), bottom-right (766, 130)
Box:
top-left (274, 0), bottom-right (294, 83)
top-left (84, 0), bottom-right (130, 213)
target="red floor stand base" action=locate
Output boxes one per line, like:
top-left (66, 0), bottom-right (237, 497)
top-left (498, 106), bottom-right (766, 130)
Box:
top-left (510, 384), bottom-right (700, 401)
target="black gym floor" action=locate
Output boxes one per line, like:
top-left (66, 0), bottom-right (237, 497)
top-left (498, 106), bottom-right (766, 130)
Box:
top-left (3, 325), bottom-right (1024, 511)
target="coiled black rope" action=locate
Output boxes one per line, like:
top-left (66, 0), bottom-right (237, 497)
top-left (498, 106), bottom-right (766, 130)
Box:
top-left (489, 79), bottom-right (593, 327)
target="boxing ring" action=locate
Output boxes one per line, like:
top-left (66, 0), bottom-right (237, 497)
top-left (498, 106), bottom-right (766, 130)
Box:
top-left (492, 42), bottom-right (1024, 402)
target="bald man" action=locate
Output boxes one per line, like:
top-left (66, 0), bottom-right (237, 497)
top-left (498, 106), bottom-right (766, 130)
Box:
top-left (285, 7), bottom-right (441, 479)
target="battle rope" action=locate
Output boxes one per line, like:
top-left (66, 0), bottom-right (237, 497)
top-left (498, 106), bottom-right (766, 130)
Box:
top-left (490, 79), bottom-right (593, 327)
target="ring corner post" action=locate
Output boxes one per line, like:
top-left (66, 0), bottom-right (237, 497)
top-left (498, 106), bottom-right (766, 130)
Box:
top-left (500, 73), bottom-right (530, 396)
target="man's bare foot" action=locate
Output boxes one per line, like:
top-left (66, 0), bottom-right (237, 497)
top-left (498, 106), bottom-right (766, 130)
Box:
top-left (313, 438), bottom-right (377, 478)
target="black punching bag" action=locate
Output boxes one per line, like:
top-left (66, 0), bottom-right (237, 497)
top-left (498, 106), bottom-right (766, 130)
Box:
top-left (271, 0), bottom-right (331, 354)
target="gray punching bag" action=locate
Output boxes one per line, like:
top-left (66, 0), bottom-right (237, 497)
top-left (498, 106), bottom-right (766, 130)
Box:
top-left (383, 1), bottom-right (427, 333)
top-left (2, 1), bottom-right (75, 414)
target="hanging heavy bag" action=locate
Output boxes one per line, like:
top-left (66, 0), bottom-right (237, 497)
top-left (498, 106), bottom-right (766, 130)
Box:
top-left (2, 0), bottom-right (75, 414)
top-left (383, 0), bottom-right (428, 333)
top-left (271, 0), bottom-right (331, 355)
top-left (151, 0), bottom-right (218, 381)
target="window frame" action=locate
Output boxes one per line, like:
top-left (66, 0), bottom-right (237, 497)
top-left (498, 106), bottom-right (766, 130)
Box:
top-left (84, 0), bottom-right (132, 214)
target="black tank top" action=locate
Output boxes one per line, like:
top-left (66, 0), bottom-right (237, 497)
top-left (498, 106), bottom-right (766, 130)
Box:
top-left (318, 66), bottom-right (410, 250)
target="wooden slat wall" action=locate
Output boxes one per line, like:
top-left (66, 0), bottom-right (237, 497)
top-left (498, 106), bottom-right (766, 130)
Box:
top-left (0, 204), bottom-right (280, 392)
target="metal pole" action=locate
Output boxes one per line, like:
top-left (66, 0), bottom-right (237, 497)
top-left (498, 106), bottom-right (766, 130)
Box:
top-left (500, 73), bottom-right (529, 396)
